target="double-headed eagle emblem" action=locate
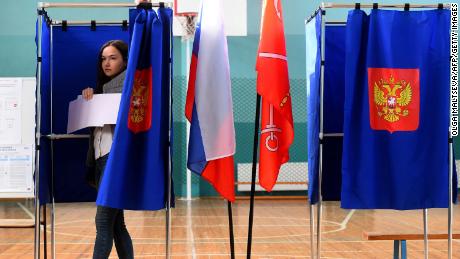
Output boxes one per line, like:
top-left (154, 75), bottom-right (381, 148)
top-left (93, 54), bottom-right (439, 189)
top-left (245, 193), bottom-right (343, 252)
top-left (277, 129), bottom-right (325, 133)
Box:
top-left (373, 75), bottom-right (412, 123)
top-left (130, 76), bottom-right (149, 124)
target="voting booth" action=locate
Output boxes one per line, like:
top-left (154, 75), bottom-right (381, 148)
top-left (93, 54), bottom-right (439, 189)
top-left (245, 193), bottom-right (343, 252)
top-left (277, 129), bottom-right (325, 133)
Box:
top-left (37, 16), bottom-right (130, 204)
top-left (304, 4), bottom-right (457, 258)
top-left (35, 3), bottom-right (175, 258)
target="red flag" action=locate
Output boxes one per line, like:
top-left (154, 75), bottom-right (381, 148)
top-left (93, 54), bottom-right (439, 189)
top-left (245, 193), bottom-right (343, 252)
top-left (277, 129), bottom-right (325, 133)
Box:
top-left (256, 0), bottom-right (294, 192)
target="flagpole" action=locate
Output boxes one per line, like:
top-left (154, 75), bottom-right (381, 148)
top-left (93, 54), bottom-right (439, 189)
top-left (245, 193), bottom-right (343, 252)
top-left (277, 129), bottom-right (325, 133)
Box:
top-left (42, 204), bottom-right (47, 259)
top-left (166, 6), bottom-right (174, 258)
top-left (316, 7), bottom-right (326, 259)
top-left (423, 209), bottom-right (428, 259)
top-left (309, 203), bottom-right (315, 259)
top-left (185, 37), bottom-right (193, 201)
top-left (227, 201), bottom-right (235, 259)
top-left (246, 94), bottom-right (261, 259)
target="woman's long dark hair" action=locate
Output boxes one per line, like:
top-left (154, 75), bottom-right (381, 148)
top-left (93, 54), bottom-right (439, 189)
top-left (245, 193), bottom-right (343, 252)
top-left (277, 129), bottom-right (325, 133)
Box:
top-left (95, 40), bottom-right (128, 94)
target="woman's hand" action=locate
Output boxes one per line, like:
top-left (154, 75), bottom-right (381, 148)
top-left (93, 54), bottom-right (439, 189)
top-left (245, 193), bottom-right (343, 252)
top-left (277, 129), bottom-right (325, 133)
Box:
top-left (82, 87), bottom-right (94, 100)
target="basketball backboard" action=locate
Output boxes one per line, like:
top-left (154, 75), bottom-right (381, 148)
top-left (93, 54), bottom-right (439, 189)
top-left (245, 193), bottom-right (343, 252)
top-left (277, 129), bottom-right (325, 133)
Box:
top-left (151, 0), bottom-right (247, 36)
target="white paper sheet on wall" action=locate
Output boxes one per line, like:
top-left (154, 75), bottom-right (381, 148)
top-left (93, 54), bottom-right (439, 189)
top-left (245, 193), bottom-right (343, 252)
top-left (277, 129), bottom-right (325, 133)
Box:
top-left (0, 145), bottom-right (33, 196)
top-left (0, 78), bottom-right (22, 144)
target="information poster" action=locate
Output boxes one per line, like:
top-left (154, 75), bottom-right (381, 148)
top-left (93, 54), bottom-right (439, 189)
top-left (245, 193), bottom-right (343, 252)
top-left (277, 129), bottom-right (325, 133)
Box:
top-left (0, 78), bottom-right (22, 144)
top-left (0, 145), bottom-right (34, 198)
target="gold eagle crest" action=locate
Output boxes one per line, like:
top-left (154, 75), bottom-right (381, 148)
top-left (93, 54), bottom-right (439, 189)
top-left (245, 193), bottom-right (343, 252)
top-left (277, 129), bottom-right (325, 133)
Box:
top-left (373, 75), bottom-right (412, 123)
top-left (129, 76), bottom-right (149, 124)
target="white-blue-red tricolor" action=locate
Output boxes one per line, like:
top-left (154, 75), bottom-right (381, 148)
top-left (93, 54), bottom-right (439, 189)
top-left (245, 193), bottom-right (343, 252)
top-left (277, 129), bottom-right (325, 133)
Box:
top-left (185, 0), bottom-right (236, 201)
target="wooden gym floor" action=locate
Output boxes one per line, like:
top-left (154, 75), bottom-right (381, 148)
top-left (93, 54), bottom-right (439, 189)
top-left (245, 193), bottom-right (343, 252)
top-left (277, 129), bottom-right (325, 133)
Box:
top-left (0, 198), bottom-right (459, 258)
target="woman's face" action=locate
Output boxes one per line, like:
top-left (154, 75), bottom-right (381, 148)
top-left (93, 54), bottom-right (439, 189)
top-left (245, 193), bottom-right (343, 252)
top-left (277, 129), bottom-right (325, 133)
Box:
top-left (101, 46), bottom-right (126, 78)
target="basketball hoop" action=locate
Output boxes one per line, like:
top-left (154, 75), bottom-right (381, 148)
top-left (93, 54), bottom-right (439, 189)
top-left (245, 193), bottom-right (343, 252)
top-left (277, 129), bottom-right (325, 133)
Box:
top-left (176, 12), bottom-right (198, 41)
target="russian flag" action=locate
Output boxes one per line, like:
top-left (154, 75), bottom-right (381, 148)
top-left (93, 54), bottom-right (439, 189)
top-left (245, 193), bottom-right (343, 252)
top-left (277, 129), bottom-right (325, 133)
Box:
top-left (185, 0), bottom-right (236, 202)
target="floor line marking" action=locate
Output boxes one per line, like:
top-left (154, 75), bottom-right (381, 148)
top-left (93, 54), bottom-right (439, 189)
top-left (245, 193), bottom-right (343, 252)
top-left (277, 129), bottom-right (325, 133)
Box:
top-left (16, 202), bottom-right (34, 219)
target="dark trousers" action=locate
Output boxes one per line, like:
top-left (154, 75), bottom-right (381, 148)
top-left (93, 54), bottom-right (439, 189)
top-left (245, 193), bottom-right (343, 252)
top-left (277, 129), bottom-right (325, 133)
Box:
top-left (93, 154), bottom-right (134, 259)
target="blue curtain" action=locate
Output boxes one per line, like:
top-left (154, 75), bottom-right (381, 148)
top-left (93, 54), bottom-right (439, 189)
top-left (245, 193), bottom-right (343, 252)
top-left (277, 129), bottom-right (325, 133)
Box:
top-left (97, 8), bottom-right (174, 210)
top-left (306, 13), bottom-right (321, 204)
top-left (306, 13), bottom-right (345, 204)
top-left (36, 20), bottom-right (129, 202)
top-left (342, 9), bottom-right (455, 209)
top-left (321, 25), bottom-right (346, 202)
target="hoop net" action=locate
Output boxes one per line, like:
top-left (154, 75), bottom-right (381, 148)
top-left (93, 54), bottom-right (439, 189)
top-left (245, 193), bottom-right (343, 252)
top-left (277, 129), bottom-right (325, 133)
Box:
top-left (176, 13), bottom-right (198, 41)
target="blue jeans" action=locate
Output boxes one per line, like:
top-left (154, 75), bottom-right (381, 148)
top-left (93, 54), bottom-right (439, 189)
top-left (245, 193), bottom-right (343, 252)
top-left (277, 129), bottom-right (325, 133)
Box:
top-left (93, 154), bottom-right (133, 259)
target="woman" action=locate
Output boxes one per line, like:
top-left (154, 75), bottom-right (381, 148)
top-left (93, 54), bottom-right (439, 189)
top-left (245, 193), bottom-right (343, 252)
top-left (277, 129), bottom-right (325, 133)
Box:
top-left (82, 40), bottom-right (134, 259)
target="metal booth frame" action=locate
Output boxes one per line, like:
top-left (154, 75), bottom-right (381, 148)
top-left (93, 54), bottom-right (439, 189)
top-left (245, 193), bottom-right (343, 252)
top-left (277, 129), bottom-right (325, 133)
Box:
top-left (35, 2), bottom-right (174, 259)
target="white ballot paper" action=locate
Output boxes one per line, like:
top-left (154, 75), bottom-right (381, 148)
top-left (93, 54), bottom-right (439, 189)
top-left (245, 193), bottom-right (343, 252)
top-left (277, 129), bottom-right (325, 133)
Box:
top-left (67, 93), bottom-right (121, 133)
